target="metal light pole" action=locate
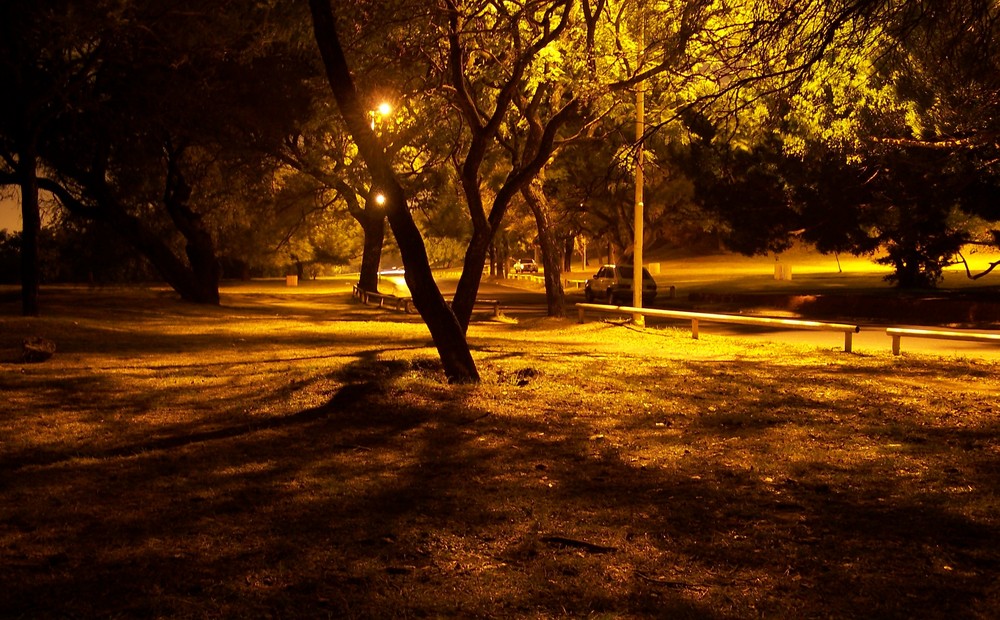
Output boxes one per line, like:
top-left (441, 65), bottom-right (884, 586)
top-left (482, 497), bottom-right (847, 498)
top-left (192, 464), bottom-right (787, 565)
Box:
top-left (632, 17), bottom-right (645, 327)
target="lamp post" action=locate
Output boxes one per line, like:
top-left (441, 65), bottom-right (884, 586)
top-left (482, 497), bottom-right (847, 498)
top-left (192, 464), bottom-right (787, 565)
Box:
top-left (632, 16), bottom-right (645, 327)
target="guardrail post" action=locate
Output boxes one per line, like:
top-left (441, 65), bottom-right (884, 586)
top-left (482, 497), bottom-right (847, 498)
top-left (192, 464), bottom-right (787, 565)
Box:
top-left (844, 331), bottom-right (853, 353)
top-left (691, 318), bottom-right (699, 339)
top-left (578, 306), bottom-right (586, 323)
top-left (891, 334), bottom-right (901, 355)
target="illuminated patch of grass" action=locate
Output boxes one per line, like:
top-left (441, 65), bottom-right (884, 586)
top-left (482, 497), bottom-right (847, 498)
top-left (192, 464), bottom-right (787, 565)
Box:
top-left (1, 287), bottom-right (998, 618)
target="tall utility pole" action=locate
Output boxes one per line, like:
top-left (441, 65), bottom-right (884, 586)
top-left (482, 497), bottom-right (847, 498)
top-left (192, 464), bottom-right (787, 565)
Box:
top-left (632, 15), bottom-right (645, 327)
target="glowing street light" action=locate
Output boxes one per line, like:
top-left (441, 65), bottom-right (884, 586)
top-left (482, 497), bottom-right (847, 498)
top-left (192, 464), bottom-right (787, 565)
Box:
top-left (370, 101), bottom-right (392, 129)
top-left (374, 192), bottom-right (386, 206)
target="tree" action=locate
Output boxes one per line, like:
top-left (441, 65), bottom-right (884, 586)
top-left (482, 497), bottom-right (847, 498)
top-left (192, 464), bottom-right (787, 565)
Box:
top-left (0, 0), bottom-right (108, 314)
top-left (309, 0), bottom-right (479, 383)
top-left (772, 0), bottom-right (1000, 286)
top-left (443, 0), bottom-right (580, 328)
top-left (30, 1), bottom-right (319, 304)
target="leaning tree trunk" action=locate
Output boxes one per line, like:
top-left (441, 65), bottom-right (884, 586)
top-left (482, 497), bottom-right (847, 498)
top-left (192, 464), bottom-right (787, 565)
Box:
top-left (309, 0), bottom-right (478, 383)
top-left (103, 203), bottom-right (218, 304)
top-left (522, 181), bottom-right (565, 317)
top-left (44, 176), bottom-right (221, 305)
top-left (17, 141), bottom-right (41, 316)
top-left (451, 223), bottom-right (492, 329)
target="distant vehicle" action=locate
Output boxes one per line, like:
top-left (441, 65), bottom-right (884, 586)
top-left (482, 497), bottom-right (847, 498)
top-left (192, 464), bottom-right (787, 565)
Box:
top-left (584, 264), bottom-right (657, 304)
top-left (513, 258), bottom-right (538, 273)
top-left (377, 268), bottom-right (409, 296)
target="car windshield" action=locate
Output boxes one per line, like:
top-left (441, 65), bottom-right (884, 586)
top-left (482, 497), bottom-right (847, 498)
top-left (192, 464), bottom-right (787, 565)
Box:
top-left (615, 266), bottom-right (654, 281)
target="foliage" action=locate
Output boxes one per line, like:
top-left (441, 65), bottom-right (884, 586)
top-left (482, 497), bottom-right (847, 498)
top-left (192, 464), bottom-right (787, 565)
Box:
top-left (772, 0), bottom-right (1000, 286)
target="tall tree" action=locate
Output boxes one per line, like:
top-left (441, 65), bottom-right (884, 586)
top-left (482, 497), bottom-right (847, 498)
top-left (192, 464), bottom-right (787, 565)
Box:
top-left (309, 0), bottom-right (479, 383)
top-left (32, 0), bottom-right (317, 304)
top-left (443, 0), bottom-right (580, 328)
top-left (0, 0), bottom-right (106, 315)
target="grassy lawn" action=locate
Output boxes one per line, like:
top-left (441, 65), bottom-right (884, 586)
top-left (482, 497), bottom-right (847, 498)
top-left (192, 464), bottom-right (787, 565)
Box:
top-left (2, 285), bottom-right (999, 618)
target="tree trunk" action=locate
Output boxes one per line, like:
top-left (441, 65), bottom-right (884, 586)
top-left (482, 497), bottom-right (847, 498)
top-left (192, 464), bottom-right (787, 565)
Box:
top-left (522, 181), bottom-right (565, 317)
top-left (17, 142), bottom-right (41, 316)
top-left (451, 225), bottom-right (492, 330)
top-left (163, 148), bottom-right (220, 305)
top-left (563, 236), bottom-right (574, 271)
top-left (332, 181), bottom-right (386, 293)
top-left (106, 205), bottom-right (216, 304)
top-left (182, 226), bottom-right (221, 304)
top-left (357, 205), bottom-right (385, 292)
top-left (43, 176), bottom-right (221, 305)
top-left (309, 0), bottom-right (478, 383)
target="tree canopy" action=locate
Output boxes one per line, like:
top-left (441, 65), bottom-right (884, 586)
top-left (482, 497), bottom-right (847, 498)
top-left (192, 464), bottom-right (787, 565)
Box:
top-left (3, 0), bottom-right (1000, 376)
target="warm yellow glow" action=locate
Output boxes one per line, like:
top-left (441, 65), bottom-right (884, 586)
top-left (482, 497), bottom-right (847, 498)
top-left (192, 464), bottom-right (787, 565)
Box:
top-left (377, 102), bottom-right (392, 116)
top-left (374, 193), bottom-right (386, 206)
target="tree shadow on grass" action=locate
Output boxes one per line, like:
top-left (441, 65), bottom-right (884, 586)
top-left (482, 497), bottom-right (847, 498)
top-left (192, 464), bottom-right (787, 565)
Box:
top-left (1, 349), bottom-right (999, 618)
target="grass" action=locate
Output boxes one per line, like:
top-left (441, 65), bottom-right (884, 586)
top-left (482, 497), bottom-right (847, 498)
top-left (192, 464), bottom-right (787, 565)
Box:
top-left (2, 285), bottom-right (999, 618)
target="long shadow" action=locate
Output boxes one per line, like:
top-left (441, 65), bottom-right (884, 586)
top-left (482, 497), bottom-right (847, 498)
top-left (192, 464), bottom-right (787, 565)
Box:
top-left (3, 316), bottom-right (1000, 617)
top-left (0, 381), bottom-right (376, 472)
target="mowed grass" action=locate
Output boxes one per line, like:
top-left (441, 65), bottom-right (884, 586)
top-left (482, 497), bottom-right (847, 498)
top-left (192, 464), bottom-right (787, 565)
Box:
top-left (1, 286), bottom-right (999, 619)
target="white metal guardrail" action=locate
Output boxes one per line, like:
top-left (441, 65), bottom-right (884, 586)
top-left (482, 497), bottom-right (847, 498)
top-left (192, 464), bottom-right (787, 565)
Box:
top-left (576, 303), bottom-right (860, 352)
top-left (886, 327), bottom-right (1000, 355)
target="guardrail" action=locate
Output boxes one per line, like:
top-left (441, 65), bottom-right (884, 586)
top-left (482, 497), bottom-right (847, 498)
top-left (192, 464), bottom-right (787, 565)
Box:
top-left (576, 303), bottom-right (861, 352)
top-left (886, 327), bottom-right (1000, 355)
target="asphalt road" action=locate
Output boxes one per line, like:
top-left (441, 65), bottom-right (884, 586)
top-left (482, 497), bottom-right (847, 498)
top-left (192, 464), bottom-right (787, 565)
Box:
top-left (461, 278), bottom-right (1000, 361)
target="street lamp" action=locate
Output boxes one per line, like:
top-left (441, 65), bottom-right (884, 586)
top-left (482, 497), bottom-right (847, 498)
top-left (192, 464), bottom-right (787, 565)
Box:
top-left (370, 101), bottom-right (392, 129)
top-left (374, 192), bottom-right (386, 207)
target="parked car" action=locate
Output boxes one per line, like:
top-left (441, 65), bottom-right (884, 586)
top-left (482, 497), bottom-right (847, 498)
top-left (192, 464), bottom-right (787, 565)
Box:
top-left (584, 264), bottom-right (657, 304)
top-left (513, 258), bottom-right (538, 273)
top-left (377, 268), bottom-right (409, 296)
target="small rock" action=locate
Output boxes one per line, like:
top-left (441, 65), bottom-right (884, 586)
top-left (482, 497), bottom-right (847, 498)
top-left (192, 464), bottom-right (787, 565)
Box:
top-left (22, 337), bottom-right (56, 363)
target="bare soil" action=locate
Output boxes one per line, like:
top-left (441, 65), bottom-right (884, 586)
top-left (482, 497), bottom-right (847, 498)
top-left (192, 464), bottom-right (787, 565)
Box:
top-left (1, 286), bottom-right (999, 619)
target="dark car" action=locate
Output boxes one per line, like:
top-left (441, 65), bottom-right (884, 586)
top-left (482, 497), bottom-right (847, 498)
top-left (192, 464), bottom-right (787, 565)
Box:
top-left (584, 264), bottom-right (657, 304)
top-left (513, 258), bottom-right (538, 273)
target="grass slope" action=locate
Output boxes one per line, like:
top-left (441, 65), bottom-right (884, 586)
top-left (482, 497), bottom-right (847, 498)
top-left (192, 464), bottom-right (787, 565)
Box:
top-left (1, 287), bottom-right (998, 618)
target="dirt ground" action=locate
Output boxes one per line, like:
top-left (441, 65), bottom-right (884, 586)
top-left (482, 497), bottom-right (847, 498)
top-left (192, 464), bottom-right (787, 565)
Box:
top-left (1, 286), bottom-right (998, 618)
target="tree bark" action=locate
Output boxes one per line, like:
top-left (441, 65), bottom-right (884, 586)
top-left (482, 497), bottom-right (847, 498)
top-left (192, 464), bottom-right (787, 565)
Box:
top-left (41, 176), bottom-right (221, 305)
top-left (327, 179), bottom-right (386, 293)
top-left (522, 181), bottom-right (566, 317)
top-left (162, 147), bottom-right (220, 305)
top-left (309, 0), bottom-right (478, 383)
top-left (357, 198), bottom-right (386, 292)
top-left (563, 235), bottom-right (574, 272)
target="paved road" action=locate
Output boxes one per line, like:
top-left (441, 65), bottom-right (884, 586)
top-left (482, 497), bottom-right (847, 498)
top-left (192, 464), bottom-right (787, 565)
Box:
top-left (461, 278), bottom-right (1000, 361)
